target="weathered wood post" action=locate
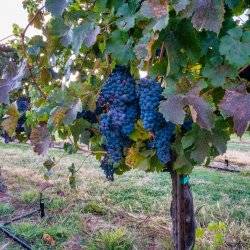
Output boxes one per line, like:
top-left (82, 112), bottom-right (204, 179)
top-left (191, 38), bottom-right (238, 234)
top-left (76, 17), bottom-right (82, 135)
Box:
top-left (170, 171), bottom-right (195, 250)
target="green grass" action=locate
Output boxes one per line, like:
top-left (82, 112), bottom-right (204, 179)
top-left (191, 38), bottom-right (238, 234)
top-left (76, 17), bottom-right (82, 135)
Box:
top-left (7, 212), bottom-right (81, 249)
top-left (47, 196), bottom-right (67, 211)
top-left (86, 228), bottom-right (133, 250)
top-left (20, 190), bottom-right (39, 204)
top-left (0, 203), bottom-right (14, 216)
top-left (83, 201), bottom-right (107, 215)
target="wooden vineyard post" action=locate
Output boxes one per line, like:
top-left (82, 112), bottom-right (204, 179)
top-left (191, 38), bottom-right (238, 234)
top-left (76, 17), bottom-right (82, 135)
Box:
top-left (170, 171), bottom-right (196, 250)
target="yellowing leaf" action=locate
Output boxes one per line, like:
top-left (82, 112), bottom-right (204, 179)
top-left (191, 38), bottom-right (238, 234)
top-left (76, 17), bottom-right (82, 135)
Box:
top-left (129, 121), bottom-right (152, 142)
top-left (1, 104), bottom-right (20, 136)
top-left (125, 147), bottom-right (144, 168)
top-left (30, 123), bottom-right (53, 155)
top-left (50, 107), bottom-right (67, 127)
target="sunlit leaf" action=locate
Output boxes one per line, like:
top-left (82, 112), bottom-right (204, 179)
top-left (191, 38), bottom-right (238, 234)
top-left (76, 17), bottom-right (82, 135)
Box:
top-left (45, 0), bottom-right (72, 16)
top-left (0, 61), bottom-right (26, 104)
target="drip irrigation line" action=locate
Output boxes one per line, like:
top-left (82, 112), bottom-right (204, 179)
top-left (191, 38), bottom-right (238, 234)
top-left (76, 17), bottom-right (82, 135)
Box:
top-left (0, 225), bottom-right (32, 250)
top-left (3, 209), bottom-right (40, 226)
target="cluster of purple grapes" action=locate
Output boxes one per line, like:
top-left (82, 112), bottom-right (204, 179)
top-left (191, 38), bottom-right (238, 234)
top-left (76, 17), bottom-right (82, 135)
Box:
top-left (97, 66), bottom-right (138, 178)
top-left (136, 78), bottom-right (165, 130)
top-left (16, 97), bottom-right (30, 134)
top-left (76, 109), bottom-right (98, 124)
top-left (94, 68), bottom-right (194, 179)
top-left (100, 155), bottom-right (115, 181)
top-left (136, 78), bottom-right (175, 164)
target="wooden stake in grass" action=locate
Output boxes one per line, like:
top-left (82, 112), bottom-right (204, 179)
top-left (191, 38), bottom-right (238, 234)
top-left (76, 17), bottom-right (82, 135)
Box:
top-left (170, 171), bottom-right (195, 250)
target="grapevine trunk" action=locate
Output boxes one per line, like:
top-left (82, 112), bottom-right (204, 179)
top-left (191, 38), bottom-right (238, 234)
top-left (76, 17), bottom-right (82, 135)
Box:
top-left (171, 172), bottom-right (195, 250)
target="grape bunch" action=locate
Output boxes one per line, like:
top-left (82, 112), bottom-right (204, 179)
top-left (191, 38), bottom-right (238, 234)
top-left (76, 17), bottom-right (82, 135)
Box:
top-left (100, 155), bottom-right (115, 181)
top-left (136, 78), bottom-right (165, 131)
top-left (76, 109), bottom-right (98, 124)
top-left (97, 66), bottom-right (138, 178)
top-left (16, 97), bottom-right (30, 134)
top-left (154, 123), bottom-right (175, 163)
top-left (137, 78), bottom-right (175, 164)
top-left (97, 66), bottom-right (137, 107)
top-left (16, 96), bottom-right (30, 113)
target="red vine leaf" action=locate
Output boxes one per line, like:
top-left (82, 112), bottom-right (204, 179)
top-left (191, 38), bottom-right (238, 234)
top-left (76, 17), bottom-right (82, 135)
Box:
top-left (159, 95), bottom-right (186, 124)
top-left (30, 123), bottom-right (53, 155)
top-left (185, 88), bottom-right (214, 130)
top-left (183, 0), bottom-right (225, 34)
top-left (220, 84), bottom-right (250, 137)
top-left (159, 88), bottom-right (214, 130)
top-left (140, 0), bottom-right (168, 19)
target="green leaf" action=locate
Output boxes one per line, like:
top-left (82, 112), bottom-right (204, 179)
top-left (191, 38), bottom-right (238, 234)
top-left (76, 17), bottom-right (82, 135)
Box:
top-left (181, 130), bottom-right (196, 149)
top-left (149, 155), bottom-right (165, 172)
top-left (106, 31), bottom-right (135, 64)
top-left (202, 59), bottom-right (237, 87)
top-left (71, 23), bottom-right (101, 53)
top-left (219, 28), bottom-right (250, 67)
top-left (116, 3), bottom-right (135, 31)
top-left (48, 17), bottom-right (69, 37)
top-left (129, 121), bottom-right (151, 141)
top-left (45, 0), bottom-right (72, 16)
top-left (70, 118), bottom-right (91, 144)
top-left (63, 100), bottom-right (82, 125)
top-left (94, 0), bottom-right (108, 12)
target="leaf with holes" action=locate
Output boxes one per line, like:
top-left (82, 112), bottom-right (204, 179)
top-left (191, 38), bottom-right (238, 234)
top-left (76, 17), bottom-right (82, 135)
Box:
top-left (219, 84), bottom-right (250, 137)
top-left (30, 123), bottom-right (53, 155)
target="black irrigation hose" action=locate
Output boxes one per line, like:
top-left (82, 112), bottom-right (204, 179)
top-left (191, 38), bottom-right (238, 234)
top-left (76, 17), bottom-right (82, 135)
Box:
top-left (3, 209), bottom-right (40, 226)
top-left (0, 194), bottom-right (46, 249)
top-left (0, 225), bottom-right (32, 250)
